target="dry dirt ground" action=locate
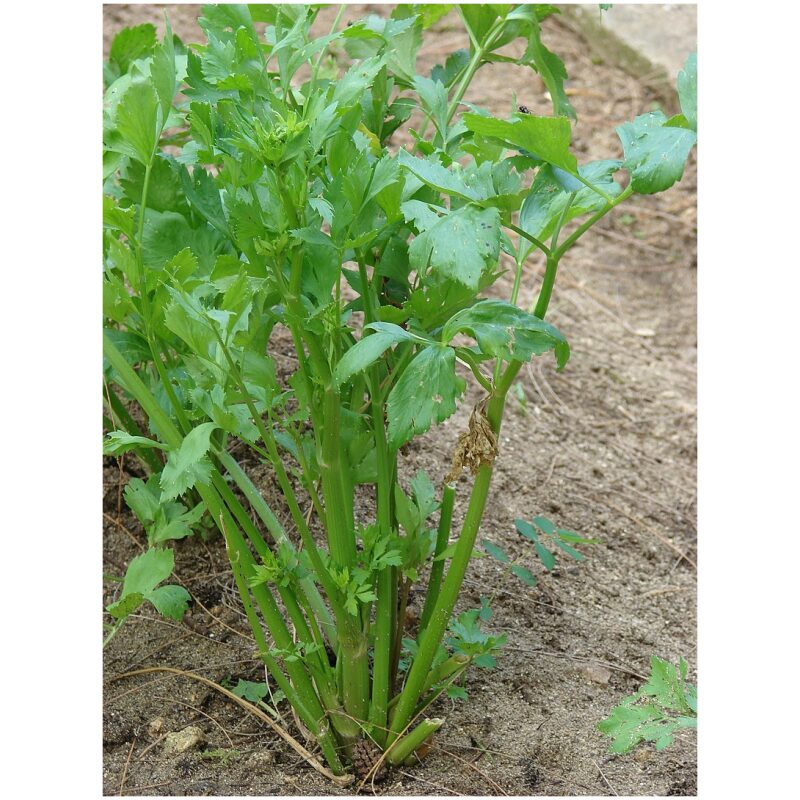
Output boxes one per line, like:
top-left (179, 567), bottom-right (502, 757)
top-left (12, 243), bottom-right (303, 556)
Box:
top-left (103, 5), bottom-right (697, 795)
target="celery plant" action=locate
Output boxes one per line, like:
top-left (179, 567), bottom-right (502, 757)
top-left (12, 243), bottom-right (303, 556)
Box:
top-left (103, 4), bottom-right (697, 777)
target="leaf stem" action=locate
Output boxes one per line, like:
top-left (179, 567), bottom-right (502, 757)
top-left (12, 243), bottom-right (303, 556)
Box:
top-left (445, 16), bottom-right (505, 125)
top-left (418, 484), bottom-right (456, 634)
top-left (553, 184), bottom-right (634, 261)
top-left (507, 222), bottom-right (552, 258)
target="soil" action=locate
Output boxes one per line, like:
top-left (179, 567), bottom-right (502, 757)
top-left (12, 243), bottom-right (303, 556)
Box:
top-left (103, 5), bottom-right (697, 796)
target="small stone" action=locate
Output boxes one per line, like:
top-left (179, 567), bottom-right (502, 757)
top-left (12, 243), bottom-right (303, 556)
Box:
top-left (148, 717), bottom-right (165, 738)
top-left (579, 664), bottom-right (612, 685)
top-left (248, 750), bottom-right (276, 770)
top-left (163, 726), bottom-right (205, 756)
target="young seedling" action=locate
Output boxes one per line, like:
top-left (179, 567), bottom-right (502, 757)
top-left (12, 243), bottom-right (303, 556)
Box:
top-left (598, 656), bottom-right (698, 753)
top-left (103, 4), bottom-right (697, 777)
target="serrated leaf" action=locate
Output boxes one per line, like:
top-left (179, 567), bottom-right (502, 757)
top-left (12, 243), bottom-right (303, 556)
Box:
top-left (460, 4), bottom-right (501, 42)
top-left (124, 478), bottom-right (161, 526)
top-left (151, 24), bottom-right (177, 119)
top-left (112, 79), bottom-right (162, 165)
top-left (141, 210), bottom-right (193, 270)
top-left (519, 160), bottom-right (622, 243)
top-left (107, 592), bottom-right (146, 620)
top-left (121, 547), bottom-right (175, 596)
top-left (409, 205), bottom-right (500, 290)
top-left (146, 584), bottom-right (191, 620)
top-left (431, 48), bottom-right (469, 87)
top-left (120, 156), bottom-right (186, 214)
top-left (103, 196), bottom-right (136, 239)
top-left (231, 679), bottom-right (268, 702)
top-left (398, 149), bottom-right (478, 200)
top-left (152, 501), bottom-right (206, 544)
top-left (410, 470), bottom-right (437, 520)
top-left (102, 329), bottom-right (151, 366)
top-left (387, 345), bottom-right (464, 448)
top-left (104, 431), bottom-right (168, 456)
top-left (617, 111), bottom-right (696, 194)
top-left (412, 76), bottom-right (449, 139)
top-left (334, 55), bottom-right (386, 106)
top-left (412, 4), bottom-right (453, 28)
top-left (160, 422), bottom-right (218, 501)
top-left (443, 299), bottom-right (570, 369)
top-left (182, 165), bottom-right (229, 233)
top-left (598, 656), bottom-right (697, 753)
top-left (334, 323), bottom-right (415, 386)
top-left (109, 24), bottom-right (157, 74)
top-left (517, 10), bottom-right (575, 119)
top-left (464, 113), bottom-right (578, 175)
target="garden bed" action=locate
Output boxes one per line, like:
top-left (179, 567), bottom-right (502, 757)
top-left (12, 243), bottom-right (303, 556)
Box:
top-left (103, 5), bottom-right (697, 795)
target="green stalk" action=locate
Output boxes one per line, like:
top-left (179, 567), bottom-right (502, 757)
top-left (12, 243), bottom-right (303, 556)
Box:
top-left (534, 255), bottom-right (559, 320)
top-left (224, 519), bottom-right (331, 741)
top-left (446, 15), bottom-right (505, 125)
top-left (131, 154), bottom-right (193, 439)
top-left (355, 258), bottom-right (395, 743)
top-left (216, 450), bottom-right (337, 649)
top-left (104, 335), bottom-right (182, 448)
top-left (105, 334), bottom-right (349, 764)
top-left (209, 329), bottom-right (348, 616)
top-left (386, 718), bottom-right (445, 766)
top-left (386, 365), bottom-right (519, 744)
top-left (272, 263), bottom-right (356, 572)
top-left (320, 385), bottom-right (356, 568)
top-left (385, 224), bottom-right (575, 740)
top-left (307, 4), bottom-right (346, 101)
top-left (507, 222), bottom-right (551, 257)
top-left (224, 519), bottom-right (344, 774)
top-left (418, 484), bottom-right (456, 634)
top-left (210, 319), bottom-right (369, 726)
top-left (388, 654), bottom-right (469, 713)
top-left (212, 469), bottom-right (337, 693)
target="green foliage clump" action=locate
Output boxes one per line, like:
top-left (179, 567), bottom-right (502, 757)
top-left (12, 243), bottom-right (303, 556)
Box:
top-left (102, 3), bottom-right (696, 778)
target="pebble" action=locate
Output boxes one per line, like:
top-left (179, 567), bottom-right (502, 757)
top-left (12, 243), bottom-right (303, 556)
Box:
top-left (163, 726), bottom-right (206, 756)
top-left (148, 717), bottom-right (165, 738)
top-left (578, 664), bottom-right (612, 685)
top-left (248, 750), bottom-right (276, 770)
